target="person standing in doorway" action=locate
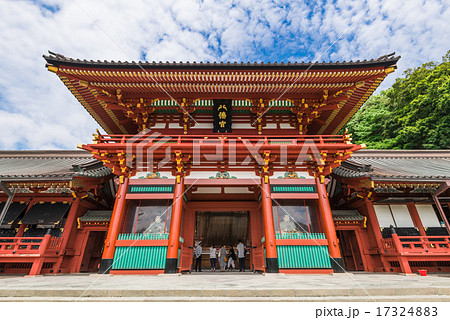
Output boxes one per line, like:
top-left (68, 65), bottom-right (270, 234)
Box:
top-left (218, 244), bottom-right (227, 272)
top-left (227, 245), bottom-right (236, 271)
top-left (195, 242), bottom-right (202, 272)
top-left (209, 244), bottom-right (217, 271)
top-left (237, 239), bottom-right (246, 272)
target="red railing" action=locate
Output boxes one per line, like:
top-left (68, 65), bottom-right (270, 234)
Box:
top-left (381, 234), bottom-right (450, 254)
top-left (0, 235), bottom-right (62, 255)
top-left (89, 133), bottom-right (354, 146)
top-left (47, 237), bottom-right (63, 252)
top-left (82, 133), bottom-right (361, 174)
top-left (381, 238), bottom-right (396, 254)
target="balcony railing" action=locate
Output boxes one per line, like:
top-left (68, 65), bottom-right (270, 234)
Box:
top-left (381, 234), bottom-right (450, 255)
top-left (0, 235), bottom-right (62, 255)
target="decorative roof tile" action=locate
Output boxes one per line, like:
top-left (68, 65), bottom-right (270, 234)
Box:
top-left (0, 150), bottom-right (112, 181)
top-left (332, 210), bottom-right (365, 221)
top-left (333, 150), bottom-right (450, 182)
top-left (43, 51), bottom-right (400, 136)
top-left (44, 52), bottom-right (400, 71)
top-left (79, 210), bottom-right (112, 222)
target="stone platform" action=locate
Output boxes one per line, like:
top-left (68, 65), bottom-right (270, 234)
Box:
top-left (1, 272), bottom-right (450, 301)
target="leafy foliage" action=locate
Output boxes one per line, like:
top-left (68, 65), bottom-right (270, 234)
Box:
top-left (344, 51), bottom-right (450, 149)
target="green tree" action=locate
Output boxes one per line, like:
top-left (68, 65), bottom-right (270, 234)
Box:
top-left (344, 51), bottom-right (450, 149)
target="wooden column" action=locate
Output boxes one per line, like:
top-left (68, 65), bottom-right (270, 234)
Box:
top-left (29, 231), bottom-right (52, 276)
top-left (260, 175), bottom-right (279, 273)
top-left (16, 224), bottom-right (26, 237)
top-left (16, 201), bottom-right (35, 237)
top-left (407, 202), bottom-right (426, 236)
top-left (98, 178), bottom-right (129, 273)
top-left (364, 199), bottom-right (390, 271)
top-left (52, 198), bottom-right (81, 273)
top-left (59, 198), bottom-right (81, 251)
top-left (433, 195), bottom-right (450, 232)
top-left (392, 233), bottom-right (412, 274)
top-left (315, 177), bottom-right (343, 272)
top-left (165, 176), bottom-right (185, 273)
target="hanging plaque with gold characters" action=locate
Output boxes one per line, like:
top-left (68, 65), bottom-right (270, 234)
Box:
top-left (213, 99), bottom-right (232, 133)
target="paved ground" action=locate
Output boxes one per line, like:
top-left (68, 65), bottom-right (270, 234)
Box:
top-left (1, 271), bottom-right (450, 301)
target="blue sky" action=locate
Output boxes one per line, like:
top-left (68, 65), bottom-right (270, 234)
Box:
top-left (0, 0), bottom-right (449, 150)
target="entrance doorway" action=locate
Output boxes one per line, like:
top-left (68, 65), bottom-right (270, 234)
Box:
top-left (195, 211), bottom-right (249, 271)
top-left (179, 202), bottom-right (264, 273)
top-left (195, 211), bottom-right (249, 247)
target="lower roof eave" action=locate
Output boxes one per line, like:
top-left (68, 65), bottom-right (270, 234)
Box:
top-left (0, 176), bottom-right (74, 182)
top-left (371, 177), bottom-right (450, 184)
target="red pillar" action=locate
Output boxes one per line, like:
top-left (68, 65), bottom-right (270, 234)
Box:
top-left (59, 198), bottom-right (81, 250)
top-left (52, 198), bottom-right (80, 273)
top-left (392, 233), bottom-right (412, 274)
top-left (433, 195), bottom-right (450, 232)
top-left (315, 177), bottom-right (343, 272)
top-left (260, 176), bottom-right (279, 273)
top-left (16, 224), bottom-right (26, 237)
top-left (407, 202), bottom-right (426, 236)
top-left (98, 178), bottom-right (129, 273)
top-left (29, 232), bottom-right (52, 276)
top-left (165, 176), bottom-right (185, 273)
top-left (16, 201), bottom-right (35, 237)
top-left (363, 199), bottom-right (391, 272)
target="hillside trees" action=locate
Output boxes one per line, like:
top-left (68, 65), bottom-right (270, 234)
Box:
top-left (344, 51), bottom-right (450, 149)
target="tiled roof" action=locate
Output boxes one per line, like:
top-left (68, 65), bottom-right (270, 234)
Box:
top-left (79, 210), bottom-right (112, 222)
top-left (43, 51), bottom-right (400, 136)
top-left (0, 150), bottom-right (112, 181)
top-left (43, 52), bottom-right (400, 70)
top-left (333, 150), bottom-right (450, 182)
top-left (332, 210), bottom-right (365, 221)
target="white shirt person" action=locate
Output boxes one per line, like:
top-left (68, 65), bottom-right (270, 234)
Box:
top-left (209, 245), bottom-right (217, 271)
top-left (236, 240), bottom-right (246, 272)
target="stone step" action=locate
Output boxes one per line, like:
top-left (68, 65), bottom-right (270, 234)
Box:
top-left (1, 287), bottom-right (450, 298)
top-left (1, 295), bottom-right (450, 302)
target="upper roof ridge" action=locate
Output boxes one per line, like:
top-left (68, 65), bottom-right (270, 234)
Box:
top-left (43, 51), bottom-right (401, 70)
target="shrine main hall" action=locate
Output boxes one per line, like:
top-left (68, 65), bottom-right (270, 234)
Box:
top-left (0, 52), bottom-right (449, 276)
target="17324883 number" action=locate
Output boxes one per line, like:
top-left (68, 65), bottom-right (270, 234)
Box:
top-left (376, 307), bottom-right (438, 317)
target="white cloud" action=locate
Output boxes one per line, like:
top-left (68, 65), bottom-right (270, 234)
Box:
top-left (0, 0), bottom-right (448, 150)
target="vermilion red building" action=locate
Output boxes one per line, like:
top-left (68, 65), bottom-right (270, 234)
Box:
top-left (330, 150), bottom-right (450, 273)
top-left (0, 150), bottom-right (114, 275)
top-left (39, 51), bottom-right (401, 274)
top-left (5, 52), bottom-right (447, 276)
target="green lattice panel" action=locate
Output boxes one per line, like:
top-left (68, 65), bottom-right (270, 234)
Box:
top-left (275, 232), bottom-right (326, 239)
top-left (271, 185), bottom-right (316, 193)
top-left (277, 245), bottom-right (332, 269)
top-left (117, 233), bottom-right (169, 240)
top-left (128, 185), bottom-right (173, 194)
top-left (112, 246), bottom-right (167, 269)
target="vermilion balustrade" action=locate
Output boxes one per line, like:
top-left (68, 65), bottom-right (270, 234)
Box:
top-left (382, 235), bottom-right (450, 254)
top-left (0, 235), bottom-right (62, 255)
